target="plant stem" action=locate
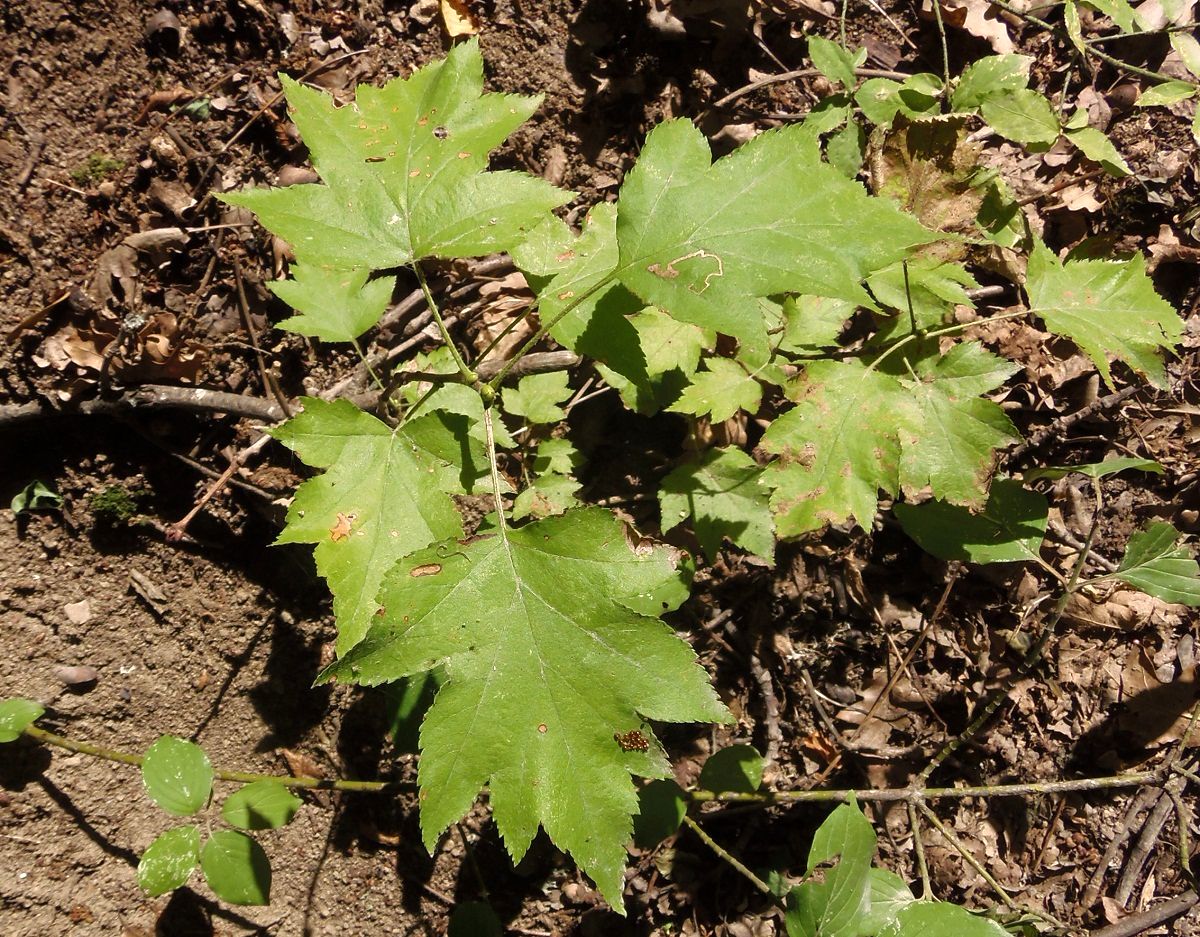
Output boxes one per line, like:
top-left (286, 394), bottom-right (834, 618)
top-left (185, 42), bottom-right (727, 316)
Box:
top-left (681, 815), bottom-right (777, 899)
top-left (919, 802), bottom-right (1070, 931)
top-left (413, 262), bottom-right (477, 385)
top-left (353, 338), bottom-right (386, 392)
top-left (989, 0), bottom-right (1200, 88)
top-left (20, 723), bottom-right (1171, 804)
top-left (483, 404), bottom-right (508, 536)
top-left (22, 725), bottom-right (401, 792)
top-left (686, 770), bottom-right (1163, 804)
top-left (907, 799), bottom-right (932, 899)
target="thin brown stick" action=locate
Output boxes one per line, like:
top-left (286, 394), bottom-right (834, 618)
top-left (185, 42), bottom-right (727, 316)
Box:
top-left (711, 66), bottom-right (911, 110)
top-left (0, 385), bottom-right (285, 426)
top-left (1092, 889), bottom-right (1199, 937)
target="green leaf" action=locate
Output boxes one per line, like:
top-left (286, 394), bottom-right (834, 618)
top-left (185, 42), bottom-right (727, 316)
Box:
top-left (511, 473), bottom-right (581, 521)
top-left (809, 36), bottom-right (858, 90)
top-left (632, 779), bottom-right (688, 849)
top-left (868, 258), bottom-right (978, 338)
top-left (271, 397), bottom-right (464, 653)
top-left (951, 54), bottom-right (1033, 110)
top-left (889, 342), bottom-right (1020, 506)
top-left (786, 799), bottom-right (876, 937)
top-left (222, 39), bottom-right (570, 341)
top-left (764, 360), bottom-right (903, 536)
top-left (980, 88), bottom-right (1060, 145)
top-left (763, 345), bottom-right (1017, 537)
top-left (221, 781), bottom-right (302, 831)
top-left (1081, 0), bottom-right (1138, 32)
top-left (448, 901), bottom-right (503, 937)
top-left (200, 830), bottom-right (272, 905)
top-left (778, 295), bottom-right (854, 354)
top-left (267, 263), bottom-right (393, 343)
top-left (698, 744), bottom-right (763, 794)
top-left (668, 358), bottom-right (762, 422)
top-left (615, 119), bottom-right (933, 342)
top-left (142, 736), bottom-right (214, 817)
top-left (860, 868), bottom-right (916, 934)
top-left (882, 901), bottom-right (1011, 937)
top-left (11, 480), bottom-right (61, 515)
top-left (1064, 124), bottom-right (1131, 176)
top-left (1024, 456), bottom-right (1164, 482)
top-left (1026, 241), bottom-right (1182, 388)
top-left (827, 119), bottom-right (867, 178)
top-left (1171, 33), bottom-right (1200, 80)
top-left (1136, 80), bottom-right (1198, 107)
top-left (632, 307), bottom-right (709, 377)
top-left (502, 371), bottom-right (572, 424)
top-left (1109, 522), bottom-right (1200, 606)
top-left (320, 508), bottom-right (730, 909)
top-left (138, 826), bottom-right (200, 897)
top-left (660, 448), bottom-right (774, 561)
top-left (381, 672), bottom-right (441, 753)
top-left (896, 74), bottom-right (944, 117)
top-left (856, 78), bottom-right (903, 125)
top-left (894, 479), bottom-right (1048, 564)
top-left (531, 437), bottom-right (583, 476)
top-left (0, 698), bottom-right (43, 742)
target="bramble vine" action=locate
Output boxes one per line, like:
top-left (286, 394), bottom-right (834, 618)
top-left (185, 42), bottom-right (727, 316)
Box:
top-left (8, 24), bottom-right (1200, 932)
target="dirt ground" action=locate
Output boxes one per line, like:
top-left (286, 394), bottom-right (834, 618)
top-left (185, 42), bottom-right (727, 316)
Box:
top-left (2, 0), bottom-right (1200, 935)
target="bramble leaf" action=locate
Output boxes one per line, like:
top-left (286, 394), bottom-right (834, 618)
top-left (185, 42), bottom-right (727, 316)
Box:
top-left (271, 398), bottom-right (464, 653)
top-left (502, 371), bottom-right (572, 424)
top-left (889, 342), bottom-right (1020, 505)
top-left (633, 307), bottom-right (708, 376)
top-left (1026, 242), bottom-right (1181, 387)
top-left (1108, 522), bottom-right (1200, 606)
top-left (786, 798), bottom-right (876, 937)
top-left (951, 54), bottom-right (1033, 110)
top-left (221, 781), bottom-right (302, 831)
top-left (138, 826), bottom-right (200, 897)
top-left (0, 698), bottom-right (43, 742)
top-left (142, 736), bottom-right (213, 817)
top-left (763, 344), bottom-right (1018, 536)
top-left (320, 508), bottom-right (730, 908)
top-left (660, 448), bottom-right (774, 561)
top-left (632, 778), bottom-right (687, 849)
top-left (1023, 456), bottom-right (1164, 482)
top-left (698, 744), bottom-right (764, 794)
top-left (668, 358), bottom-right (762, 422)
top-left (200, 830), bottom-right (271, 905)
top-left (979, 87), bottom-right (1060, 145)
top-left (614, 119), bottom-right (932, 342)
top-left (764, 360), bottom-right (904, 536)
top-left (882, 901), bottom-right (1011, 937)
top-left (222, 38), bottom-right (570, 342)
top-left (894, 479), bottom-right (1048, 564)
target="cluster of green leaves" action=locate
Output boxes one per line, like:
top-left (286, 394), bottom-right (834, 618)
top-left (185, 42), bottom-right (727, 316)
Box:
top-left (135, 736), bottom-right (300, 904)
top-left (0, 704), bottom-right (300, 904)
top-left (220, 36), bottom-right (1197, 910)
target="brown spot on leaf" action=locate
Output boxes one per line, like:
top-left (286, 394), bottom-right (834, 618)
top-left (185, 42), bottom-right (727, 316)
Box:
top-left (538, 723), bottom-right (548, 733)
top-left (329, 512), bottom-right (357, 542)
top-left (410, 563), bottom-right (443, 578)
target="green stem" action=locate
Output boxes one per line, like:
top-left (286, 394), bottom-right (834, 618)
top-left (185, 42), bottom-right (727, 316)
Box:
top-left (989, 0), bottom-right (1199, 88)
top-left (20, 724), bottom-right (1168, 803)
top-left (353, 339), bottom-right (386, 392)
top-left (681, 815), bottom-right (777, 899)
top-left (486, 279), bottom-right (609, 392)
top-left (23, 724), bottom-right (401, 792)
top-left (413, 262), bottom-right (477, 385)
top-left (919, 802), bottom-right (1070, 931)
top-left (483, 404), bottom-right (508, 536)
top-left (472, 296), bottom-right (542, 371)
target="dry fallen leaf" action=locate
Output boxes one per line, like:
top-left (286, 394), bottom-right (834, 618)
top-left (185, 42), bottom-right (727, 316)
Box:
top-left (440, 0), bottom-right (480, 36)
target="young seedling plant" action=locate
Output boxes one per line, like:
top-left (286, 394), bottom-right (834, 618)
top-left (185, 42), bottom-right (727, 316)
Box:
top-left (7, 32), bottom-right (1200, 930)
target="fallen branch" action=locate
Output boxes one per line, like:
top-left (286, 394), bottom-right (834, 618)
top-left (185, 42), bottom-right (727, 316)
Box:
top-left (0, 384), bottom-right (286, 427)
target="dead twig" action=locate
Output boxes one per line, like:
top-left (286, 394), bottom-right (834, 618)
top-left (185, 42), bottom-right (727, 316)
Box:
top-left (0, 385), bottom-right (285, 427)
top-left (1091, 889), bottom-right (1199, 937)
top-left (1006, 386), bottom-right (1142, 465)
